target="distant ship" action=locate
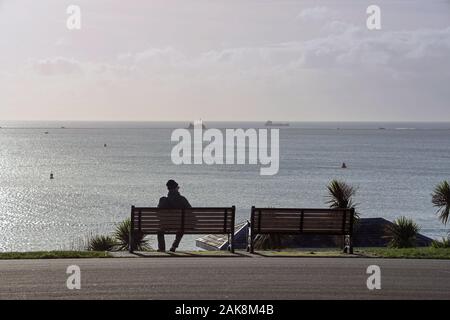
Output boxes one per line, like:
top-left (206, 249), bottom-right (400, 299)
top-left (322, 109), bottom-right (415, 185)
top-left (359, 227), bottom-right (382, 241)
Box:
top-left (187, 122), bottom-right (206, 129)
top-left (265, 120), bottom-right (289, 127)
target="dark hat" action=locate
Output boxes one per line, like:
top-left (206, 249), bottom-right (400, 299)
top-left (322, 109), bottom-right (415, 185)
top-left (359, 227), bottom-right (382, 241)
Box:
top-left (166, 179), bottom-right (179, 190)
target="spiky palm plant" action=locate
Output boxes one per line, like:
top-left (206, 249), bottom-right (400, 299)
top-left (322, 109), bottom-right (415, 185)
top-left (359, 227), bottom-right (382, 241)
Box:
top-left (431, 237), bottom-right (450, 248)
top-left (87, 235), bottom-right (117, 251)
top-left (326, 180), bottom-right (359, 218)
top-left (431, 181), bottom-right (450, 225)
top-left (113, 218), bottom-right (150, 251)
top-left (387, 216), bottom-right (420, 248)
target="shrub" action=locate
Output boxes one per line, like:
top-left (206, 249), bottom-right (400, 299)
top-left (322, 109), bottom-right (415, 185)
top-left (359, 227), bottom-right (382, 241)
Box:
top-left (387, 217), bottom-right (420, 248)
top-left (326, 180), bottom-right (359, 219)
top-left (113, 218), bottom-right (150, 251)
top-left (431, 237), bottom-right (450, 248)
top-left (431, 181), bottom-right (450, 225)
top-left (253, 234), bottom-right (285, 250)
top-left (87, 235), bottom-right (117, 251)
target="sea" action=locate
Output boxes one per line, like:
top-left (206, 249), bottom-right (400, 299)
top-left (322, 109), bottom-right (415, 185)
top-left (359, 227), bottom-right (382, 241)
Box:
top-left (0, 121), bottom-right (449, 251)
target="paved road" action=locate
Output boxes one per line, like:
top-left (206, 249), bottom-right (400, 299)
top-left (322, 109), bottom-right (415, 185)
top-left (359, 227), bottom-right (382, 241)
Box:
top-left (0, 257), bottom-right (449, 299)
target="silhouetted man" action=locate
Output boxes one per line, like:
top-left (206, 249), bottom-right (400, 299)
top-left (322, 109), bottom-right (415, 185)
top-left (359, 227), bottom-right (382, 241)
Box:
top-left (157, 179), bottom-right (191, 252)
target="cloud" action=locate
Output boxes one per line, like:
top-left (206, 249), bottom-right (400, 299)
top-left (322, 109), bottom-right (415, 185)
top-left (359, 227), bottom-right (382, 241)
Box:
top-left (26, 56), bottom-right (139, 80)
top-left (119, 47), bottom-right (186, 66)
top-left (26, 22), bottom-right (450, 84)
top-left (55, 38), bottom-right (72, 48)
top-left (299, 25), bottom-right (450, 74)
top-left (29, 57), bottom-right (83, 76)
top-left (105, 22), bottom-right (450, 80)
top-left (297, 6), bottom-right (334, 22)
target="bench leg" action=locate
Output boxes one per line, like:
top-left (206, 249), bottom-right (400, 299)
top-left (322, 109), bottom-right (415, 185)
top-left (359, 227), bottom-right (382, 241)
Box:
top-left (343, 235), bottom-right (353, 254)
top-left (348, 235), bottom-right (353, 254)
top-left (246, 223), bottom-right (255, 253)
top-left (229, 233), bottom-right (235, 254)
top-left (227, 234), bottom-right (234, 253)
top-left (129, 231), bottom-right (133, 253)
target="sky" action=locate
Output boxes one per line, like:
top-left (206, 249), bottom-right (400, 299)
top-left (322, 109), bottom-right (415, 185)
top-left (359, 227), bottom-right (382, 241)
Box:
top-left (0, 0), bottom-right (449, 121)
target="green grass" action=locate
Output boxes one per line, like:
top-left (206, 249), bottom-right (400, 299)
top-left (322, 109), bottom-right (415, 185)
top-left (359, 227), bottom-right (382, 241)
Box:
top-left (245, 248), bottom-right (450, 259)
top-left (3, 248), bottom-right (450, 260)
top-left (357, 247), bottom-right (450, 259)
top-left (255, 249), bottom-right (349, 257)
top-left (0, 251), bottom-right (111, 260)
top-left (111, 250), bottom-right (239, 257)
top-left (185, 250), bottom-right (236, 256)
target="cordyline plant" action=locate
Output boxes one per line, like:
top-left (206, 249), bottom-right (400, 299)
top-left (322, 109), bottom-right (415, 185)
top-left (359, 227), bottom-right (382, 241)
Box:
top-left (326, 180), bottom-right (359, 219)
top-left (431, 181), bottom-right (450, 226)
top-left (113, 218), bottom-right (150, 251)
top-left (387, 216), bottom-right (420, 248)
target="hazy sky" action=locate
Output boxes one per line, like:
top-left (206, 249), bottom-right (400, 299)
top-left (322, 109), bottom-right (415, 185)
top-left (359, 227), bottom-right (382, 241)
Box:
top-left (1, 0), bottom-right (449, 121)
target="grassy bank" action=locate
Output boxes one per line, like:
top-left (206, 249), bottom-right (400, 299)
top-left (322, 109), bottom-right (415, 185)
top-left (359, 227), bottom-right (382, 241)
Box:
top-left (254, 250), bottom-right (349, 257)
top-left (0, 251), bottom-right (111, 260)
top-left (246, 248), bottom-right (450, 259)
top-left (357, 247), bottom-right (450, 259)
top-left (1, 248), bottom-right (450, 259)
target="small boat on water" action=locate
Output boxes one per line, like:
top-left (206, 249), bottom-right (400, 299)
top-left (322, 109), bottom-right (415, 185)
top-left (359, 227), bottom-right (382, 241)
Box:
top-left (50, 173), bottom-right (54, 180)
top-left (342, 162), bottom-right (347, 169)
top-left (265, 120), bottom-right (289, 127)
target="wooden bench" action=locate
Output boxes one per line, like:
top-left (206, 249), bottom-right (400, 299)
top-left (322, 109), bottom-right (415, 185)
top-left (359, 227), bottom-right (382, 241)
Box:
top-left (130, 206), bottom-right (236, 253)
top-left (248, 207), bottom-right (355, 254)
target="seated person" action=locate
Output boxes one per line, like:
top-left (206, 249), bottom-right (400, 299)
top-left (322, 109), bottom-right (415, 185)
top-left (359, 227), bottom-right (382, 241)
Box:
top-left (157, 179), bottom-right (191, 252)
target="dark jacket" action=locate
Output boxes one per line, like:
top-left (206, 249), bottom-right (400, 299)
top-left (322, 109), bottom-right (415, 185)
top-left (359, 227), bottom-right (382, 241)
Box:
top-left (158, 190), bottom-right (191, 209)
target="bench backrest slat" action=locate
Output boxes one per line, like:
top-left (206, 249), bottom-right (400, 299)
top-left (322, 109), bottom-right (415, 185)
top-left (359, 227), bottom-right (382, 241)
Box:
top-left (131, 207), bottom-right (235, 235)
top-left (251, 208), bottom-right (354, 235)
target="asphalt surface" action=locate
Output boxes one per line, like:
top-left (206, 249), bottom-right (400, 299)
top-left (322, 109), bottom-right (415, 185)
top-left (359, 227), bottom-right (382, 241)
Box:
top-left (0, 257), bottom-right (449, 299)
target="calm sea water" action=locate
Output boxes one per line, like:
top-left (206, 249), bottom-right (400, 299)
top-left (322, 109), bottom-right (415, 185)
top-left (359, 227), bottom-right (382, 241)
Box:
top-left (0, 121), bottom-right (449, 251)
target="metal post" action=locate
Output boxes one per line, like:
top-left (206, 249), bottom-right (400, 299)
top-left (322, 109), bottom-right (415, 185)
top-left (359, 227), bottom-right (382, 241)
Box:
top-left (229, 206), bottom-right (235, 253)
top-left (129, 206), bottom-right (135, 253)
top-left (249, 206), bottom-right (255, 253)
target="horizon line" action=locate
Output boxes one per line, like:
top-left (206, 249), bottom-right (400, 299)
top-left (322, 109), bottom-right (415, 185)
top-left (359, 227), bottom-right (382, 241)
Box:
top-left (1, 120), bottom-right (450, 123)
